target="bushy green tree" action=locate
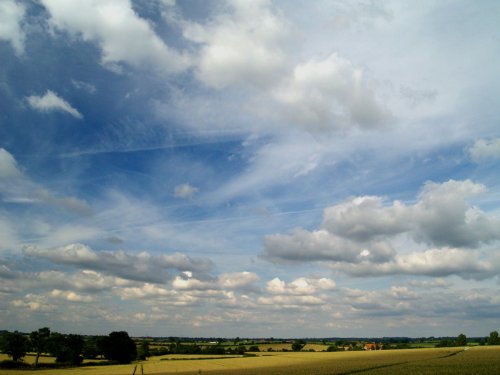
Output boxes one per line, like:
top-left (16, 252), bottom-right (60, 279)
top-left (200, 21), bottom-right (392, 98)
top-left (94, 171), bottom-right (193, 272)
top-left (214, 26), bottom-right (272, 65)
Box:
top-left (101, 331), bottom-right (137, 364)
top-left (47, 333), bottom-right (84, 365)
top-left (30, 327), bottom-right (50, 367)
top-left (292, 339), bottom-right (306, 351)
top-left (488, 331), bottom-right (499, 345)
top-left (0, 331), bottom-right (28, 362)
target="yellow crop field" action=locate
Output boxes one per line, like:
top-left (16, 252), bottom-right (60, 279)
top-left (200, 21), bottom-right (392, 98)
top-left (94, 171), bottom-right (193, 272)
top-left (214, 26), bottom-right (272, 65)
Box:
top-left (302, 343), bottom-right (329, 352)
top-left (254, 343), bottom-right (292, 351)
top-left (1, 346), bottom-right (499, 375)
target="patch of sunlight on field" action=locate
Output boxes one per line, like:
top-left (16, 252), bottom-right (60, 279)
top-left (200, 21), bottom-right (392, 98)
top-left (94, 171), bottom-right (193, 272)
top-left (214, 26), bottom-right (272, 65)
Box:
top-left (2, 346), bottom-right (500, 375)
top-left (302, 343), bottom-right (329, 351)
top-left (255, 343), bottom-right (292, 351)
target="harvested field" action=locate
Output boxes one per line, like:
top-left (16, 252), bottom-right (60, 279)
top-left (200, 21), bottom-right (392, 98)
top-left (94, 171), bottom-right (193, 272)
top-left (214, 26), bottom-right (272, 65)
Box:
top-left (1, 346), bottom-right (499, 375)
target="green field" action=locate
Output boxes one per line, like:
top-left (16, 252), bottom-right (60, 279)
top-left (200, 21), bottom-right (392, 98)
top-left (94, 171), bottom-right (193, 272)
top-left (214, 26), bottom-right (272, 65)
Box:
top-left (1, 346), bottom-right (499, 375)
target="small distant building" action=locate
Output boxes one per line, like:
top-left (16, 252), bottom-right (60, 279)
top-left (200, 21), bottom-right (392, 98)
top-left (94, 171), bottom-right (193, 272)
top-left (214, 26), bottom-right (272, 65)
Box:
top-left (363, 343), bottom-right (378, 351)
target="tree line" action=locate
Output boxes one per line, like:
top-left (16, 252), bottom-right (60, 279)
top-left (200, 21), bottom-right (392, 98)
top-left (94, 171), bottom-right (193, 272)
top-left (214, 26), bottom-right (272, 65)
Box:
top-left (1, 328), bottom-right (499, 368)
top-left (434, 332), bottom-right (499, 347)
top-left (0, 328), bottom-right (139, 366)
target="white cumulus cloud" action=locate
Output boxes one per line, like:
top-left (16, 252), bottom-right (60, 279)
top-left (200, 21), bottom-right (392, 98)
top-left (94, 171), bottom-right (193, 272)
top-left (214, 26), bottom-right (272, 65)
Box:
top-left (41, 0), bottom-right (190, 73)
top-left (322, 195), bottom-right (411, 241)
top-left (182, 0), bottom-right (289, 89)
top-left (333, 248), bottom-right (496, 280)
top-left (266, 276), bottom-right (335, 295)
top-left (258, 294), bottom-right (325, 307)
top-left (263, 179), bottom-right (500, 279)
top-left (469, 138), bottom-right (500, 162)
top-left (0, 0), bottom-right (26, 55)
top-left (218, 271), bottom-right (260, 289)
top-left (273, 53), bottom-right (392, 131)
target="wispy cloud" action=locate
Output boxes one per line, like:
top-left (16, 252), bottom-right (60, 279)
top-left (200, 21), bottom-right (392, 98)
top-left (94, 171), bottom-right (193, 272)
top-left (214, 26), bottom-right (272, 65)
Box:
top-left (27, 90), bottom-right (83, 119)
top-left (174, 183), bottom-right (198, 199)
top-left (71, 79), bottom-right (96, 94)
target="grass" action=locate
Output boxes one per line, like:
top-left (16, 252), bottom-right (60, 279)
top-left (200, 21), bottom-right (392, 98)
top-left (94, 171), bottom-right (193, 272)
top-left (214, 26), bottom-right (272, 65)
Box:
top-left (1, 346), bottom-right (499, 374)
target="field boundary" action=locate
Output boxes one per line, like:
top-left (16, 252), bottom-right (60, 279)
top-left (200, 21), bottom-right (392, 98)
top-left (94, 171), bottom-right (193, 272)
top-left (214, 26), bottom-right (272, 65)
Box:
top-left (337, 360), bottom-right (410, 375)
top-left (436, 348), bottom-right (467, 359)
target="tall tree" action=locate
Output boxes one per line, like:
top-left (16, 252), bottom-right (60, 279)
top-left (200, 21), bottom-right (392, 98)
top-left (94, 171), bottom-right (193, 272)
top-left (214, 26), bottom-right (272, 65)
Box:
top-left (488, 331), bottom-right (499, 345)
top-left (30, 327), bottom-right (50, 367)
top-left (137, 340), bottom-right (150, 360)
top-left (0, 331), bottom-right (28, 362)
top-left (457, 333), bottom-right (467, 346)
top-left (65, 334), bottom-right (84, 364)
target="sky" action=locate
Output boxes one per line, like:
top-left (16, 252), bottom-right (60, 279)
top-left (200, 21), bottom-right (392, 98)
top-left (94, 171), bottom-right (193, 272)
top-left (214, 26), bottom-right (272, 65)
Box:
top-left (1, 0), bottom-right (500, 338)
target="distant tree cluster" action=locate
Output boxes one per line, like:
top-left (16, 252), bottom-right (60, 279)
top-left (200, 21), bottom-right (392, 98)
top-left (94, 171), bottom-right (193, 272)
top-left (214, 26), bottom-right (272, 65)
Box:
top-left (0, 328), bottom-right (138, 367)
top-left (0, 328), bottom-right (85, 366)
top-left (148, 341), bottom-right (248, 356)
top-left (434, 333), bottom-right (496, 348)
top-left (435, 333), bottom-right (467, 348)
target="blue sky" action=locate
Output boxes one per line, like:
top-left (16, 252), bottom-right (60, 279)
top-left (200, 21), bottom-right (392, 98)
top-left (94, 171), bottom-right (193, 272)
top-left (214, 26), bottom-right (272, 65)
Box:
top-left (1, 0), bottom-right (500, 338)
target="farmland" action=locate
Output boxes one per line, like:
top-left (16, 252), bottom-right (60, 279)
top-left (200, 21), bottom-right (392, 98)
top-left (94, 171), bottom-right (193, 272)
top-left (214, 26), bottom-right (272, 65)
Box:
top-left (1, 346), bottom-right (499, 375)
